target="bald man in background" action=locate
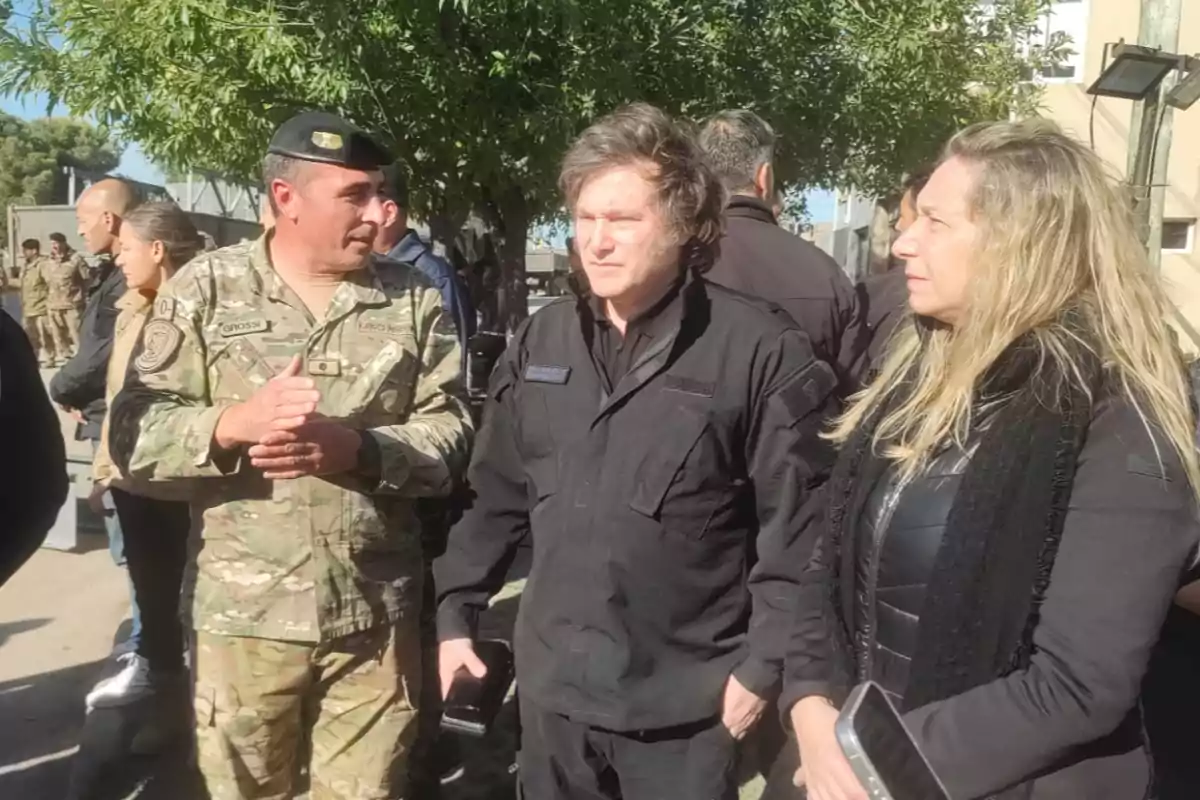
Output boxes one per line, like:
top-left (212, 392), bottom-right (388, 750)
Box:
top-left (51, 178), bottom-right (141, 656)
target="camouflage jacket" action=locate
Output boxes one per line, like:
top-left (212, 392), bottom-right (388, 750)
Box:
top-left (110, 235), bottom-right (473, 641)
top-left (46, 253), bottom-right (89, 310)
top-left (20, 257), bottom-right (51, 315)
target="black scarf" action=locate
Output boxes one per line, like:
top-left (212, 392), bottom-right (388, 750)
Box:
top-left (825, 332), bottom-right (1102, 710)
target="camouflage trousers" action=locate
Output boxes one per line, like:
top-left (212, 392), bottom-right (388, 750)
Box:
top-left (48, 307), bottom-right (81, 358)
top-left (23, 314), bottom-right (57, 363)
top-left (193, 622), bottom-right (421, 800)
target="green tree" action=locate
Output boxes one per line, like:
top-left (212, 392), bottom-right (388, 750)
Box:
top-left (0, 111), bottom-right (122, 245)
top-left (2, 0), bottom-right (1053, 328)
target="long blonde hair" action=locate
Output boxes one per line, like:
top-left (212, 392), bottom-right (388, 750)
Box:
top-left (831, 119), bottom-right (1200, 497)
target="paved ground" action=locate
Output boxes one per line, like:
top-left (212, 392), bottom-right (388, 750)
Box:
top-left (0, 548), bottom-right (770, 800)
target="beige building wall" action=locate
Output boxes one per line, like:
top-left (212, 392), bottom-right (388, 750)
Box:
top-left (1038, 0), bottom-right (1200, 353)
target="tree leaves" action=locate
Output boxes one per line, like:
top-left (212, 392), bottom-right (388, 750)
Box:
top-left (1, 0), bottom-right (1047, 212)
top-left (0, 111), bottom-right (122, 243)
top-left (0, 0), bottom-right (1049, 322)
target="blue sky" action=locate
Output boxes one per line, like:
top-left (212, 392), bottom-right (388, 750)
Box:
top-left (805, 190), bottom-right (834, 223)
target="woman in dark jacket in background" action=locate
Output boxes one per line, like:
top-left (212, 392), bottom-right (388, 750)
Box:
top-left (784, 120), bottom-right (1200, 800)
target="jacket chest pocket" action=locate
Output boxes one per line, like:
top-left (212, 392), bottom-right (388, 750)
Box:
top-left (208, 337), bottom-right (276, 402)
top-left (512, 382), bottom-right (564, 510)
top-left (339, 335), bottom-right (419, 423)
top-left (628, 404), bottom-right (733, 539)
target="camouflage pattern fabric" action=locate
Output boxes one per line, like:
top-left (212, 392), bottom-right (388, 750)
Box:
top-left (48, 307), bottom-right (81, 357)
top-left (20, 256), bottom-right (51, 316)
top-left (110, 234), bottom-right (472, 643)
top-left (24, 315), bottom-right (55, 364)
top-left (193, 620), bottom-right (421, 800)
top-left (46, 252), bottom-right (88, 310)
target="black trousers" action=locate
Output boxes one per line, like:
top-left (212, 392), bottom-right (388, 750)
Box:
top-left (110, 488), bottom-right (190, 674)
top-left (517, 696), bottom-right (739, 800)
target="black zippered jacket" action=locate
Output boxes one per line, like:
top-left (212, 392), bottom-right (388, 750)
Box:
top-left (707, 196), bottom-right (867, 393)
top-left (49, 260), bottom-right (126, 440)
top-left (435, 274), bottom-right (838, 731)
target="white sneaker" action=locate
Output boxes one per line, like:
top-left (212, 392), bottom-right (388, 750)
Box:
top-left (86, 654), bottom-right (154, 711)
top-left (111, 638), bottom-right (138, 659)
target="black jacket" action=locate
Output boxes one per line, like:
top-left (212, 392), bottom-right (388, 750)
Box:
top-left (1, 310), bottom-right (67, 586)
top-left (856, 268), bottom-right (909, 375)
top-left (435, 275), bottom-right (838, 731)
top-left (49, 259), bottom-right (125, 440)
top-left (786, 390), bottom-right (1196, 799)
top-left (707, 196), bottom-right (866, 393)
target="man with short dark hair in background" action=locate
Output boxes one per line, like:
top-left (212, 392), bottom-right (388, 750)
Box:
top-left (19, 238), bottom-right (55, 367)
top-left (700, 109), bottom-right (865, 394)
top-left (374, 164), bottom-right (475, 359)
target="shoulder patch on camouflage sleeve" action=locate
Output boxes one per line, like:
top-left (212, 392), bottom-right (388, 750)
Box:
top-left (135, 319), bottom-right (184, 373)
top-left (154, 295), bottom-right (177, 321)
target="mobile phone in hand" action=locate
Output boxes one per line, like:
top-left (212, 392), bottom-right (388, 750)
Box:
top-left (440, 639), bottom-right (514, 737)
top-left (835, 681), bottom-right (951, 800)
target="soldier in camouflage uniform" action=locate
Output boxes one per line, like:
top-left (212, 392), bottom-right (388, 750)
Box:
top-left (46, 232), bottom-right (89, 359)
top-left (110, 112), bottom-right (472, 800)
top-left (18, 238), bottom-right (58, 367)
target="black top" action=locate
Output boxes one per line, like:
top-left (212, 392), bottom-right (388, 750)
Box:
top-left (706, 195), bottom-right (867, 394)
top-left (435, 273), bottom-right (839, 731)
top-left (585, 279), bottom-right (684, 390)
top-left (856, 268), bottom-right (909, 375)
top-left (49, 259), bottom-right (126, 440)
top-left (852, 441), bottom-right (972, 704)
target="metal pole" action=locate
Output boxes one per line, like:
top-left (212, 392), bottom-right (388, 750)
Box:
top-left (1126, 0), bottom-right (1182, 265)
top-left (1128, 89), bottom-right (1159, 247)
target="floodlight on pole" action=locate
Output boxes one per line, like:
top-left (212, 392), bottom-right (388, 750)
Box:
top-left (1167, 58), bottom-right (1200, 110)
top-left (1087, 42), bottom-right (1180, 100)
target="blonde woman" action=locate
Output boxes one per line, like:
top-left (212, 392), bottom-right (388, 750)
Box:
top-left (784, 120), bottom-right (1200, 800)
top-left (87, 203), bottom-right (202, 719)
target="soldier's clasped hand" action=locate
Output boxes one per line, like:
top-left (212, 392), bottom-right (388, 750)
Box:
top-left (213, 354), bottom-right (321, 450)
top-left (248, 419), bottom-right (361, 480)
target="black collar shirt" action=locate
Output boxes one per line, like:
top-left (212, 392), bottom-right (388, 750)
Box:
top-left (583, 278), bottom-right (685, 392)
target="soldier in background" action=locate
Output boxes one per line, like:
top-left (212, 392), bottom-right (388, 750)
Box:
top-left (46, 232), bottom-right (89, 360)
top-left (18, 238), bottom-right (57, 367)
top-left (110, 111), bottom-right (472, 800)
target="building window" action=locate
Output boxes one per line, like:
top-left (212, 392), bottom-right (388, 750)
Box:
top-left (1032, 0), bottom-right (1089, 83)
top-left (1163, 220), bottom-right (1195, 254)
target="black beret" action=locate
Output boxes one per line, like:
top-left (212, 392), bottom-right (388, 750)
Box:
top-left (267, 111), bottom-right (393, 171)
